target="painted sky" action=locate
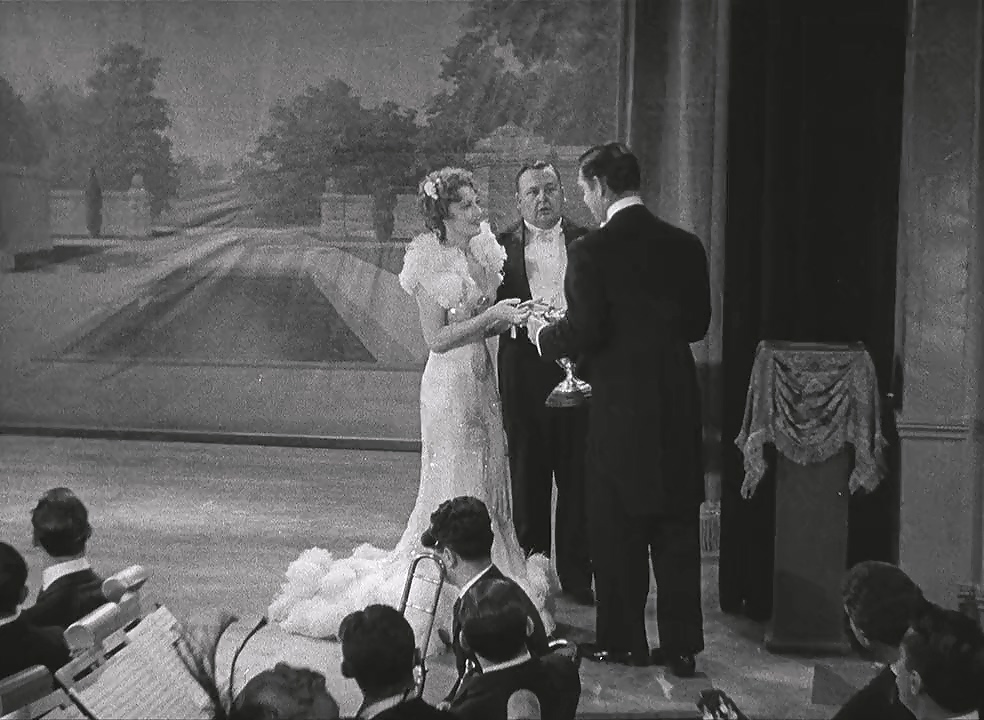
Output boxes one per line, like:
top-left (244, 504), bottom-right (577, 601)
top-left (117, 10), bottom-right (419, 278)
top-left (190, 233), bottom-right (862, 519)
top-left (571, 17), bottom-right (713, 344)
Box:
top-left (0, 1), bottom-right (470, 166)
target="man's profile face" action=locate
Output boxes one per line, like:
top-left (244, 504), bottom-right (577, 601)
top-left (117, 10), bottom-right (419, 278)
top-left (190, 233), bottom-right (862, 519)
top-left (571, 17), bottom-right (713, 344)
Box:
top-left (517, 167), bottom-right (563, 230)
top-left (577, 171), bottom-right (606, 223)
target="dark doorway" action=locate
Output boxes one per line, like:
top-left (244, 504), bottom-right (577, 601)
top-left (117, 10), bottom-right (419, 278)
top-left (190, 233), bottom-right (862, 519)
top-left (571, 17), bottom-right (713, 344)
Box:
top-left (718, 0), bottom-right (908, 619)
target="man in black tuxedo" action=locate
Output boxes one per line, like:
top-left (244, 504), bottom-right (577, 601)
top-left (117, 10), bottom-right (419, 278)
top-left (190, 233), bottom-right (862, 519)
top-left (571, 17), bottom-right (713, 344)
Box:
top-left (495, 161), bottom-right (593, 605)
top-left (419, 495), bottom-right (548, 688)
top-left (450, 578), bottom-right (580, 720)
top-left (22, 488), bottom-right (106, 629)
top-left (527, 143), bottom-right (711, 677)
top-left (0, 542), bottom-right (70, 679)
top-left (340, 604), bottom-right (454, 719)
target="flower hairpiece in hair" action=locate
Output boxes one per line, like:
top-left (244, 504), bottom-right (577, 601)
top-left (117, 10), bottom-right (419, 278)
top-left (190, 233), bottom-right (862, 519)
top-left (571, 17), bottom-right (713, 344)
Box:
top-left (423, 179), bottom-right (439, 200)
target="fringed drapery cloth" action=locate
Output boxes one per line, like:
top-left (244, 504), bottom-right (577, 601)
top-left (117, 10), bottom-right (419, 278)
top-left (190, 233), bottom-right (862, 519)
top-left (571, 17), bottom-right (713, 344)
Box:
top-left (735, 341), bottom-right (887, 497)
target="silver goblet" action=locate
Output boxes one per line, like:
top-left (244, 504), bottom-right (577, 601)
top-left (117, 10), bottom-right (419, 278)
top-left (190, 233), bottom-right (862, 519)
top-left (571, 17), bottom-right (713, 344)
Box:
top-left (534, 304), bottom-right (592, 408)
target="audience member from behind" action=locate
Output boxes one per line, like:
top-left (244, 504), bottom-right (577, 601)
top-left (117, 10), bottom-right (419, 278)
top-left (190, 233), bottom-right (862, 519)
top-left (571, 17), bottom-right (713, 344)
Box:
top-left (895, 603), bottom-right (984, 720)
top-left (340, 604), bottom-right (453, 719)
top-left (450, 579), bottom-right (580, 720)
top-left (420, 495), bottom-right (549, 685)
top-left (834, 561), bottom-right (927, 720)
top-left (22, 487), bottom-right (106, 629)
top-left (178, 614), bottom-right (339, 720)
top-left (0, 541), bottom-right (70, 678)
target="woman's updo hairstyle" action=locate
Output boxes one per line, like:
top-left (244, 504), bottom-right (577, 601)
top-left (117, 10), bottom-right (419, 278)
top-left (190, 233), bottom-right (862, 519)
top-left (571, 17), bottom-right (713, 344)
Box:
top-left (418, 167), bottom-right (476, 243)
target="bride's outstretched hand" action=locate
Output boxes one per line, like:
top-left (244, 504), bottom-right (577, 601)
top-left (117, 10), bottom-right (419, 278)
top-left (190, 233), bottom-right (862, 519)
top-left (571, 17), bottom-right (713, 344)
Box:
top-left (483, 298), bottom-right (530, 329)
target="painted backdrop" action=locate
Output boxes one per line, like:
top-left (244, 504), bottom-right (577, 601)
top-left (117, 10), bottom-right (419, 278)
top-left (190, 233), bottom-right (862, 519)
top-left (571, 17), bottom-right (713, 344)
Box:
top-left (0, 1), bottom-right (623, 440)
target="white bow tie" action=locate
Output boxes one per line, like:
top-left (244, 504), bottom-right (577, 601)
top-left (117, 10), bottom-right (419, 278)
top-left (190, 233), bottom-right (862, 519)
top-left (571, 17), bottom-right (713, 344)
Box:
top-left (528, 224), bottom-right (561, 243)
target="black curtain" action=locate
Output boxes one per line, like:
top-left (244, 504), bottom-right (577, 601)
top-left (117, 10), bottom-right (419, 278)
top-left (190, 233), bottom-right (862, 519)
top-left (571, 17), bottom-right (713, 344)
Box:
top-left (718, 0), bottom-right (908, 620)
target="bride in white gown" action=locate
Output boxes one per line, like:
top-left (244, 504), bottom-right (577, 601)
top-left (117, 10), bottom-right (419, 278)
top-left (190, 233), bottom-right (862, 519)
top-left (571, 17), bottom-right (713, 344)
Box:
top-left (268, 168), bottom-right (557, 651)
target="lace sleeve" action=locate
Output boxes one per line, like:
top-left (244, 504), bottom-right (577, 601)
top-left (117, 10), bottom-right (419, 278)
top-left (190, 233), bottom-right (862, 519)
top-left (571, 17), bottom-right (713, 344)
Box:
top-left (399, 232), bottom-right (466, 309)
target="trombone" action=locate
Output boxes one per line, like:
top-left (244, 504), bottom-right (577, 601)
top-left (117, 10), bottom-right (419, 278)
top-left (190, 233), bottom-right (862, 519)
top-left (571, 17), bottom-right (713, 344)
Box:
top-left (399, 551), bottom-right (447, 697)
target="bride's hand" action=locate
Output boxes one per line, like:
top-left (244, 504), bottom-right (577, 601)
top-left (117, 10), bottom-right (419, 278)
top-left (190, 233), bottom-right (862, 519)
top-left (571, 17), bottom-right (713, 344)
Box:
top-left (482, 298), bottom-right (530, 328)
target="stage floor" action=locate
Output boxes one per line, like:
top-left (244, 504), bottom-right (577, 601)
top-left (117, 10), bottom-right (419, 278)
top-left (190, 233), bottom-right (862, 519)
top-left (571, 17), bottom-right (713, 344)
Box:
top-left (1, 435), bottom-right (877, 718)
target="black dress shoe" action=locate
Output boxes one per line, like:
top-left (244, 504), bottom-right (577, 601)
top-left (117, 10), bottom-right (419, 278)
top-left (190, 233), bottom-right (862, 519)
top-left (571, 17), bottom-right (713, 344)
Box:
top-left (562, 587), bottom-right (595, 606)
top-left (668, 654), bottom-right (697, 678)
top-left (579, 642), bottom-right (650, 667)
top-left (649, 648), bottom-right (697, 677)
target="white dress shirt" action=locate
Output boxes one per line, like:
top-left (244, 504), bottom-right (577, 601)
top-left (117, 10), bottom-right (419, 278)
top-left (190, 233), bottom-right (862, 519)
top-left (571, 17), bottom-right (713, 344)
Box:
top-left (524, 220), bottom-right (567, 311)
top-left (478, 648), bottom-right (533, 674)
top-left (0, 609), bottom-right (21, 628)
top-left (357, 693), bottom-right (409, 719)
top-left (41, 557), bottom-right (91, 591)
top-left (457, 564), bottom-right (494, 600)
top-left (601, 195), bottom-right (644, 226)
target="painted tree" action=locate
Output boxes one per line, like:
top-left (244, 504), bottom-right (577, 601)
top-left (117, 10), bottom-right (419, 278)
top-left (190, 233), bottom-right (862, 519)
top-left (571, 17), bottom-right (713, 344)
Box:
top-left (27, 80), bottom-right (93, 187)
top-left (425, 0), bottom-right (622, 149)
top-left (0, 76), bottom-right (44, 165)
top-left (250, 80), bottom-right (420, 233)
top-left (85, 43), bottom-right (178, 216)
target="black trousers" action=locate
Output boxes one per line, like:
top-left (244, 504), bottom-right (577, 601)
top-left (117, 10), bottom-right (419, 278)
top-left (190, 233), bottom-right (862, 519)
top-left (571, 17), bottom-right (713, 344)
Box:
top-left (587, 478), bottom-right (704, 656)
top-left (501, 368), bottom-right (592, 592)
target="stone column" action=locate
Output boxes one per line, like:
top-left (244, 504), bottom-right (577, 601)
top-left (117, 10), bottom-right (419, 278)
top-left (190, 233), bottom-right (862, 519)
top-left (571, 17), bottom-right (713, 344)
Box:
top-left (895, 0), bottom-right (984, 611)
top-left (321, 179), bottom-right (347, 238)
top-left (626, 0), bottom-right (728, 502)
top-left (128, 174), bottom-right (151, 238)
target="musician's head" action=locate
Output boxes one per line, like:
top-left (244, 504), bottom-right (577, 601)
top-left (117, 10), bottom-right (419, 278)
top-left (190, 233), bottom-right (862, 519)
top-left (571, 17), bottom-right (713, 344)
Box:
top-left (420, 496), bottom-right (494, 585)
top-left (230, 663), bottom-right (339, 720)
top-left (0, 542), bottom-right (29, 615)
top-left (577, 142), bottom-right (641, 223)
top-left (31, 487), bottom-right (92, 559)
top-left (340, 604), bottom-right (420, 702)
top-left (418, 167), bottom-right (484, 245)
top-left (459, 578), bottom-right (534, 665)
top-left (894, 602), bottom-right (984, 719)
top-left (516, 160), bottom-right (563, 230)
top-left (842, 561), bottom-right (925, 663)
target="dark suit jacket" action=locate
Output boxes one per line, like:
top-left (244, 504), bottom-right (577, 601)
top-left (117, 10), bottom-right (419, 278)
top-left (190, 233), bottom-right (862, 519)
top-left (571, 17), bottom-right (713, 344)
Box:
top-left (451, 565), bottom-right (549, 681)
top-left (537, 204), bottom-right (711, 516)
top-left (370, 698), bottom-right (457, 720)
top-left (832, 665), bottom-right (916, 720)
top-left (0, 615), bottom-right (71, 678)
top-left (449, 653), bottom-right (581, 720)
top-left (496, 219), bottom-right (589, 395)
top-left (22, 567), bottom-right (106, 630)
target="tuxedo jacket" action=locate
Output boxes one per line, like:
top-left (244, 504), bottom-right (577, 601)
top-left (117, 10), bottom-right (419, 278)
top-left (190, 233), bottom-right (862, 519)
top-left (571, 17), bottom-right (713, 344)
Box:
top-left (537, 204), bottom-right (711, 516)
top-left (22, 568), bottom-right (106, 630)
top-left (369, 697), bottom-right (456, 720)
top-left (832, 665), bottom-right (916, 720)
top-left (451, 565), bottom-right (549, 680)
top-left (495, 219), bottom-right (589, 392)
top-left (449, 653), bottom-right (581, 720)
top-left (0, 616), bottom-right (71, 678)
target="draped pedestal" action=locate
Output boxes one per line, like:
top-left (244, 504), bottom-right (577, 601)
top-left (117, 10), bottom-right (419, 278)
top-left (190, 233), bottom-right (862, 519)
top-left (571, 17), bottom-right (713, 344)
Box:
top-left (736, 341), bottom-right (887, 654)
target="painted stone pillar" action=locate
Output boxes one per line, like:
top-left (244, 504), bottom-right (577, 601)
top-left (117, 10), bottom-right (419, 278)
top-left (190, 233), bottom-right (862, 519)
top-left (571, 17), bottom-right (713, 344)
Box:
top-left (894, 0), bottom-right (984, 611)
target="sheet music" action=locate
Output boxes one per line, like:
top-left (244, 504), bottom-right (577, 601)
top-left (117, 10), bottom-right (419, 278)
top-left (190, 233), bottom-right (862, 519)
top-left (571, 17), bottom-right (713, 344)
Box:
top-left (76, 635), bottom-right (210, 720)
top-left (127, 606), bottom-right (179, 641)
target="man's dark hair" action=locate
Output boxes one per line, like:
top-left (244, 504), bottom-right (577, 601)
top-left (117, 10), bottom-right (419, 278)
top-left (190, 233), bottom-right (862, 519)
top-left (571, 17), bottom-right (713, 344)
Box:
top-left (515, 160), bottom-right (562, 193)
top-left (420, 496), bottom-right (494, 561)
top-left (842, 561), bottom-right (925, 646)
top-left (577, 142), bottom-right (641, 194)
top-left (231, 663), bottom-right (337, 720)
top-left (31, 487), bottom-right (92, 557)
top-left (0, 542), bottom-right (28, 614)
top-left (901, 602), bottom-right (984, 715)
top-left (340, 604), bottom-right (416, 695)
top-left (460, 579), bottom-right (530, 663)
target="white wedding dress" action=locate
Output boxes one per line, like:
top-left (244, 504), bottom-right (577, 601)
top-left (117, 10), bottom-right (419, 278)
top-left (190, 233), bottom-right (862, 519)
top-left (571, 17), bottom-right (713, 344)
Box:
top-left (268, 229), bottom-right (557, 653)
